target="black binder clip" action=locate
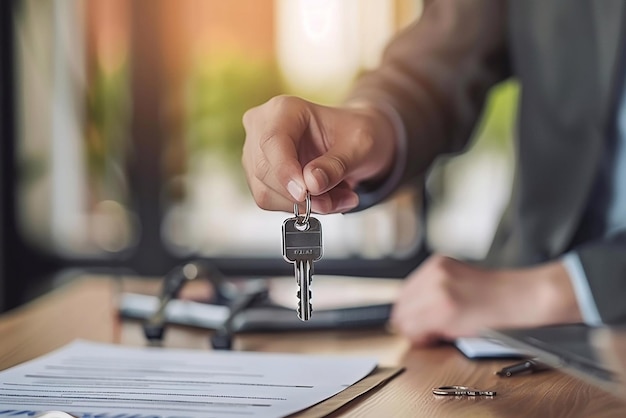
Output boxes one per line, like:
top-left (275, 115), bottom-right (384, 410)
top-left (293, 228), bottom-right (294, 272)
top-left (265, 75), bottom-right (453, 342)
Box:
top-left (142, 261), bottom-right (229, 343)
top-left (142, 260), bottom-right (270, 350)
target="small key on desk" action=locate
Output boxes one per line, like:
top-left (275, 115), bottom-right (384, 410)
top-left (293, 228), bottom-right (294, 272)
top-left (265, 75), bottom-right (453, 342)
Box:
top-left (282, 193), bottom-right (323, 321)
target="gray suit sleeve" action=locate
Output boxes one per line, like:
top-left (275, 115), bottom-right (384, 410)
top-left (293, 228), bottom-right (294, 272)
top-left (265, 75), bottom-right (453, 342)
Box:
top-left (346, 0), bottom-right (511, 211)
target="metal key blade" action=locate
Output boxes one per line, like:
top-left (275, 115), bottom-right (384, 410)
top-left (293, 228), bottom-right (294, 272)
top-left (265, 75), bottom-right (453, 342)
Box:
top-left (296, 260), bottom-right (312, 321)
top-left (282, 216), bottom-right (322, 321)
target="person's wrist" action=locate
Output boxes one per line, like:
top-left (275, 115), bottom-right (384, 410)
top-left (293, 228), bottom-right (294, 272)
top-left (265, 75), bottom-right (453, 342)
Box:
top-left (504, 262), bottom-right (583, 327)
top-left (539, 261), bottom-right (583, 323)
top-left (342, 100), bottom-right (399, 183)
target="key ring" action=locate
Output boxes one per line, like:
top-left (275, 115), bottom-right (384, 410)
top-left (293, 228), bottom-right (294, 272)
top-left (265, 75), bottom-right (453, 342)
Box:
top-left (432, 386), bottom-right (496, 396)
top-left (293, 192), bottom-right (311, 227)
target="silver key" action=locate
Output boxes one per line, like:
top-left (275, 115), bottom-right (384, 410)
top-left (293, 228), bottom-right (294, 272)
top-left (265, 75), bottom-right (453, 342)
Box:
top-left (282, 193), bottom-right (322, 321)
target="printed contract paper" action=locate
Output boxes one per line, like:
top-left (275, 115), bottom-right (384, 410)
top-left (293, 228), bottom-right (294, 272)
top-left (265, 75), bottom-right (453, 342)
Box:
top-left (0, 340), bottom-right (377, 418)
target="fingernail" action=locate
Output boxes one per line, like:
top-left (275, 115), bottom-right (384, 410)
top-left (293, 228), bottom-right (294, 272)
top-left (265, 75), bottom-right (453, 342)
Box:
top-left (287, 180), bottom-right (304, 201)
top-left (312, 168), bottom-right (329, 190)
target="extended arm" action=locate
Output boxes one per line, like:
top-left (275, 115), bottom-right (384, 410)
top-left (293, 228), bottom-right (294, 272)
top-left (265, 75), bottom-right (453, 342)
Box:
top-left (242, 0), bottom-right (510, 214)
top-left (347, 0), bottom-right (510, 209)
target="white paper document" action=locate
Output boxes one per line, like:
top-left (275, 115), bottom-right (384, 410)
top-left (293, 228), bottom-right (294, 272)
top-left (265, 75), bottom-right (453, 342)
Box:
top-left (0, 340), bottom-right (377, 418)
top-left (455, 337), bottom-right (524, 359)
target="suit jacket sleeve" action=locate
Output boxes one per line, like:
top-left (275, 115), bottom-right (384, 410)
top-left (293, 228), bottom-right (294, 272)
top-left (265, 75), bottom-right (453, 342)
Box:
top-left (346, 0), bottom-right (510, 210)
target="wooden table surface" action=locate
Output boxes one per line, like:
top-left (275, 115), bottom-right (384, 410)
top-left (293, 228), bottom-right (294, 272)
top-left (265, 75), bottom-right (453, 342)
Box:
top-left (1, 276), bottom-right (626, 418)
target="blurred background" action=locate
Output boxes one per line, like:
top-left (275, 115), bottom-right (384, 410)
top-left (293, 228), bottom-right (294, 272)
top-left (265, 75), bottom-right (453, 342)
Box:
top-left (0, 0), bottom-right (517, 312)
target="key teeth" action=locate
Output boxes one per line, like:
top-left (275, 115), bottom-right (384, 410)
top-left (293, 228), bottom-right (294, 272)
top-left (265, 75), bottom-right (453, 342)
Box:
top-left (296, 307), bottom-right (305, 321)
top-left (296, 304), bottom-right (313, 321)
top-left (296, 291), bottom-right (312, 299)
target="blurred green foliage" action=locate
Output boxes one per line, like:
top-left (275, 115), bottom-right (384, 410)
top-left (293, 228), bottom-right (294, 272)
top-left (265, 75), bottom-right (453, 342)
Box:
top-left (85, 63), bottom-right (130, 200)
top-left (183, 56), bottom-right (518, 193)
top-left (185, 55), bottom-right (283, 170)
top-left (474, 79), bottom-right (520, 151)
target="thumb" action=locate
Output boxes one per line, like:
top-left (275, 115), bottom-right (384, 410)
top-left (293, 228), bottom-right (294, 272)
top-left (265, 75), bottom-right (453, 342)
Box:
top-left (302, 105), bottom-right (395, 196)
top-left (302, 140), bottom-right (363, 195)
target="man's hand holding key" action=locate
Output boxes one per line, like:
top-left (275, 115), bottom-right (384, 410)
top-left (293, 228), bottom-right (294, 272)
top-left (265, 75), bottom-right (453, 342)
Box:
top-left (242, 96), bottom-right (398, 321)
top-left (282, 192), bottom-right (322, 320)
top-left (241, 96), bottom-right (398, 215)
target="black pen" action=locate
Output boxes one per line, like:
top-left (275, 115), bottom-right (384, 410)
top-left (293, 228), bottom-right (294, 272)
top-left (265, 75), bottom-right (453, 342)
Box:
top-left (496, 358), bottom-right (550, 377)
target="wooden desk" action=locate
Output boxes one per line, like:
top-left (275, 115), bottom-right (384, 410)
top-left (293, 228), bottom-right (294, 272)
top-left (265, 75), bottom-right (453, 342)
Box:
top-left (1, 276), bottom-right (626, 418)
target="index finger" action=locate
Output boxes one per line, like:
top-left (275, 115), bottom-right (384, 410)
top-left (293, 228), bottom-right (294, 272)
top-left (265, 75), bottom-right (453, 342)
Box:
top-left (243, 96), bottom-right (310, 202)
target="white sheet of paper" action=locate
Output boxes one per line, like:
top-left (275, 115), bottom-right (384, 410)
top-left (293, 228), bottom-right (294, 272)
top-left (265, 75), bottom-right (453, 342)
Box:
top-left (0, 340), bottom-right (377, 418)
top-left (455, 337), bottom-right (524, 359)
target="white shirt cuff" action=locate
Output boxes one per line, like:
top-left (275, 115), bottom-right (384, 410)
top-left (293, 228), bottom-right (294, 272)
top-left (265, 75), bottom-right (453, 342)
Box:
top-left (562, 252), bottom-right (603, 326)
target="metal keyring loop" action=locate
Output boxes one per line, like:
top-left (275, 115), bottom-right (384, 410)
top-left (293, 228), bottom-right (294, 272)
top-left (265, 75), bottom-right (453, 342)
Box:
top-left (432, 386), bottom-right (496, 397)
top-left (432, 386), bottom-right (471, 396)
top-left (293, 192), bottom-right (311, 226)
